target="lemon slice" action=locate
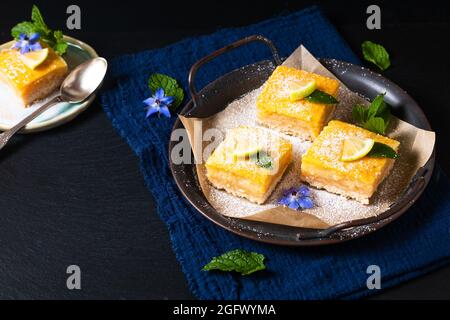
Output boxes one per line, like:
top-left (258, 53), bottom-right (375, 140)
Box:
top-left (289, 80), bottom-right (317, 102)
top-left (20, 48), bottom-right (49, 69)
top-left (340, 137), bottom-right (375, 162)
top-left (232, 145), bottom-right (262, 158)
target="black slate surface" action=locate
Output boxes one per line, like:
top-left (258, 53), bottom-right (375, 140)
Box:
top-left (0, 0), bottom-right (449, 299)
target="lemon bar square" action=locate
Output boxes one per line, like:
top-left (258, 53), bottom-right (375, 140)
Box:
top-left (0, 46), bottom-right (68, 106)
top-left (205, 126), bottom-right (293, 204)
top-left (300, 120), bottom-right (400, 204)
top-left (256, 65), bottom-right (340, 140)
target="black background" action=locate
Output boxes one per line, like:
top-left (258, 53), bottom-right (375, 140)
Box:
top-left (0, 0), bottom-right (449, 299)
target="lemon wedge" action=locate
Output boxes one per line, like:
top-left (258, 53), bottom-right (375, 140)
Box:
top-left (20, 48), bottom-right (49, 69)
top-left (289, 80), bottom-right (317, 102)
top-left (232, 145), bottom-right (262, 158)
top-left (340, 137), bottom-right (375, 162)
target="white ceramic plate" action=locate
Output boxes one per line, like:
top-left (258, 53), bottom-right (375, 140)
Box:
top-left (0, 36), bottom-right (99, 133)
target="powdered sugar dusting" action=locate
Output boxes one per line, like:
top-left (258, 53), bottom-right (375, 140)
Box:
top-left (200, 85), bottom-right (414, 226)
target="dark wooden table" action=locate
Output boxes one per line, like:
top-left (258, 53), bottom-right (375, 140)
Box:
top-left (0, 0), bottom-right (449, 299)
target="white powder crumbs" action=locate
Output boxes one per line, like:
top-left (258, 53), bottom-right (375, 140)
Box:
top-left (199, 86), bottom-right (416, 226)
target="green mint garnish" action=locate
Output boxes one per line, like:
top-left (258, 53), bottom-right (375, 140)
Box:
top-left (148, 73), bottom-right (184, 111)
top-left (368, 142), bottom-right (398, 158)
top-left (11, 5), bottom-right (68, 55)
top-left (362, 41), bottom-right (391, 71)
top-left (52, 30), bottom-right (68, 56)
top-left (250, 151), bottom-right (273, 169)
top-left (12, 22), bottom-right (35, 38)
top-left (352, 93), bottom-right (391, 135)
top-left (364, 117), bottom-right (387, 135)
top-left (304, 90), bottom-right (338, 104)
top-left (202, 249), bottom-right (266, 276)
top-left (352, 104), bottom-right (368, 124)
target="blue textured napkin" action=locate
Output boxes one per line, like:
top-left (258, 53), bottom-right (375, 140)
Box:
top-left (100, 6), bottom-right (450, 299)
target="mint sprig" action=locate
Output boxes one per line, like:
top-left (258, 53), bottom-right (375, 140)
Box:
top-left (148, 73), bottom-right (184, 111)
top-left (11, 5), bottom-right (68, 55)
top-left (352, 93), bottom-right (391, 135)
top-left (202, 249), bottom-right (266, 276)
top-left (305, 90), bottom-right (338, 104)
top-left (368, 142), bottom-right (398, 159)
top-left (362, 41), bottom-right (391, 71)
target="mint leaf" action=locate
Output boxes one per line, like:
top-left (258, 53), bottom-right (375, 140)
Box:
top-left (352, 104), bottom-right (368, 124)
top-left (368, 142), bottom-right (398, 158)
top-left (377, 103), bottom-right (391, 127)
top-left (148, 73), bottom-right (175, 90)
top-left (172, 87), bottom-right (184, 110)
top-left (250, 151), bottom-right (273, 169)
top-left (305, 90), bottom-right (338, 104)
top-left (202, 249), bottom-right (266, 276)
top-left (53, 30), bottom-right (68, 55)
top-left (31, 4), bottom-right (50, 36)
top-left (367, 93), bottom-right (386, 119)
top-left (148, 73), bottom-right (184, 110)
top-left (367, 93), bottom-right (391, 127)
top-left (362, 41), bottom-right (391, 71)
top-left (364, 117), bottom-right (386, 135)
top-left (11, 21), bottom-right (35, 39)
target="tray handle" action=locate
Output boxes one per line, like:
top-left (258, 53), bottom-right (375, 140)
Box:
top-left (188, 35), bottom-right (282, 108)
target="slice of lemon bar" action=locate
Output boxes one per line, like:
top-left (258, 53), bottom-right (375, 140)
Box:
top-left (0, 46), bottom-right (68, 106)
top-left (300, 120), bottom-right (400, 204)
top-left (256, 65), bottom-right (340, 140)
top-left (205, 126), bottom-right (293, 204)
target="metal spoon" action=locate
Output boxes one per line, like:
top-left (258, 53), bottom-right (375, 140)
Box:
top-left (0, 57), bottom-right (108, 150)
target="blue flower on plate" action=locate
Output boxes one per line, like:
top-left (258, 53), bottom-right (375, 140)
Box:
top-left (12, 33), bottom-right (42, 54)
top-left (143, 88), bottom-right (174, 118)
top-left (278, 185), bottom-right (314, 210)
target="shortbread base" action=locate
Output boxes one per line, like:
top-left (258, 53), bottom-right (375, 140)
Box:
top-left (300, 160), bottom-right (395, 205)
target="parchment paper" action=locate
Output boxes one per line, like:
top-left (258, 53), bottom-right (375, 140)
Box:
top-left (179, 45), bottom-right (435, 228)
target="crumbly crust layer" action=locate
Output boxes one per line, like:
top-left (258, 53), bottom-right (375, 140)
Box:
top-left (207, 164), bottom-right (289, 204)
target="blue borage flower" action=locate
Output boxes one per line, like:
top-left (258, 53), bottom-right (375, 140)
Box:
top-left (143, 88), bottom-right (174, 118)
top-left (12, 33), bottom-right (42, 54)
top-left (278, 185), bottom-right (314, 210)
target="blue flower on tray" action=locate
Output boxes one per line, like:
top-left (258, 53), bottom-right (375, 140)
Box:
top-left (12, 33), bottom-right (42, 54)
top-left (143, 88), bottom-right (174, 118)
top-left (278, 185), bottom-right (314, 210)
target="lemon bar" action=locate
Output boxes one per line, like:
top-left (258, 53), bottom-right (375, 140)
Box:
top-left (0, 47), bottom-right (68, 106)
top-left (205, 126), bottom-right (293, 204)
top-left (300, 120), bottom-right (400, 204)
top-left (256, 65), bottom-right (339, 140)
